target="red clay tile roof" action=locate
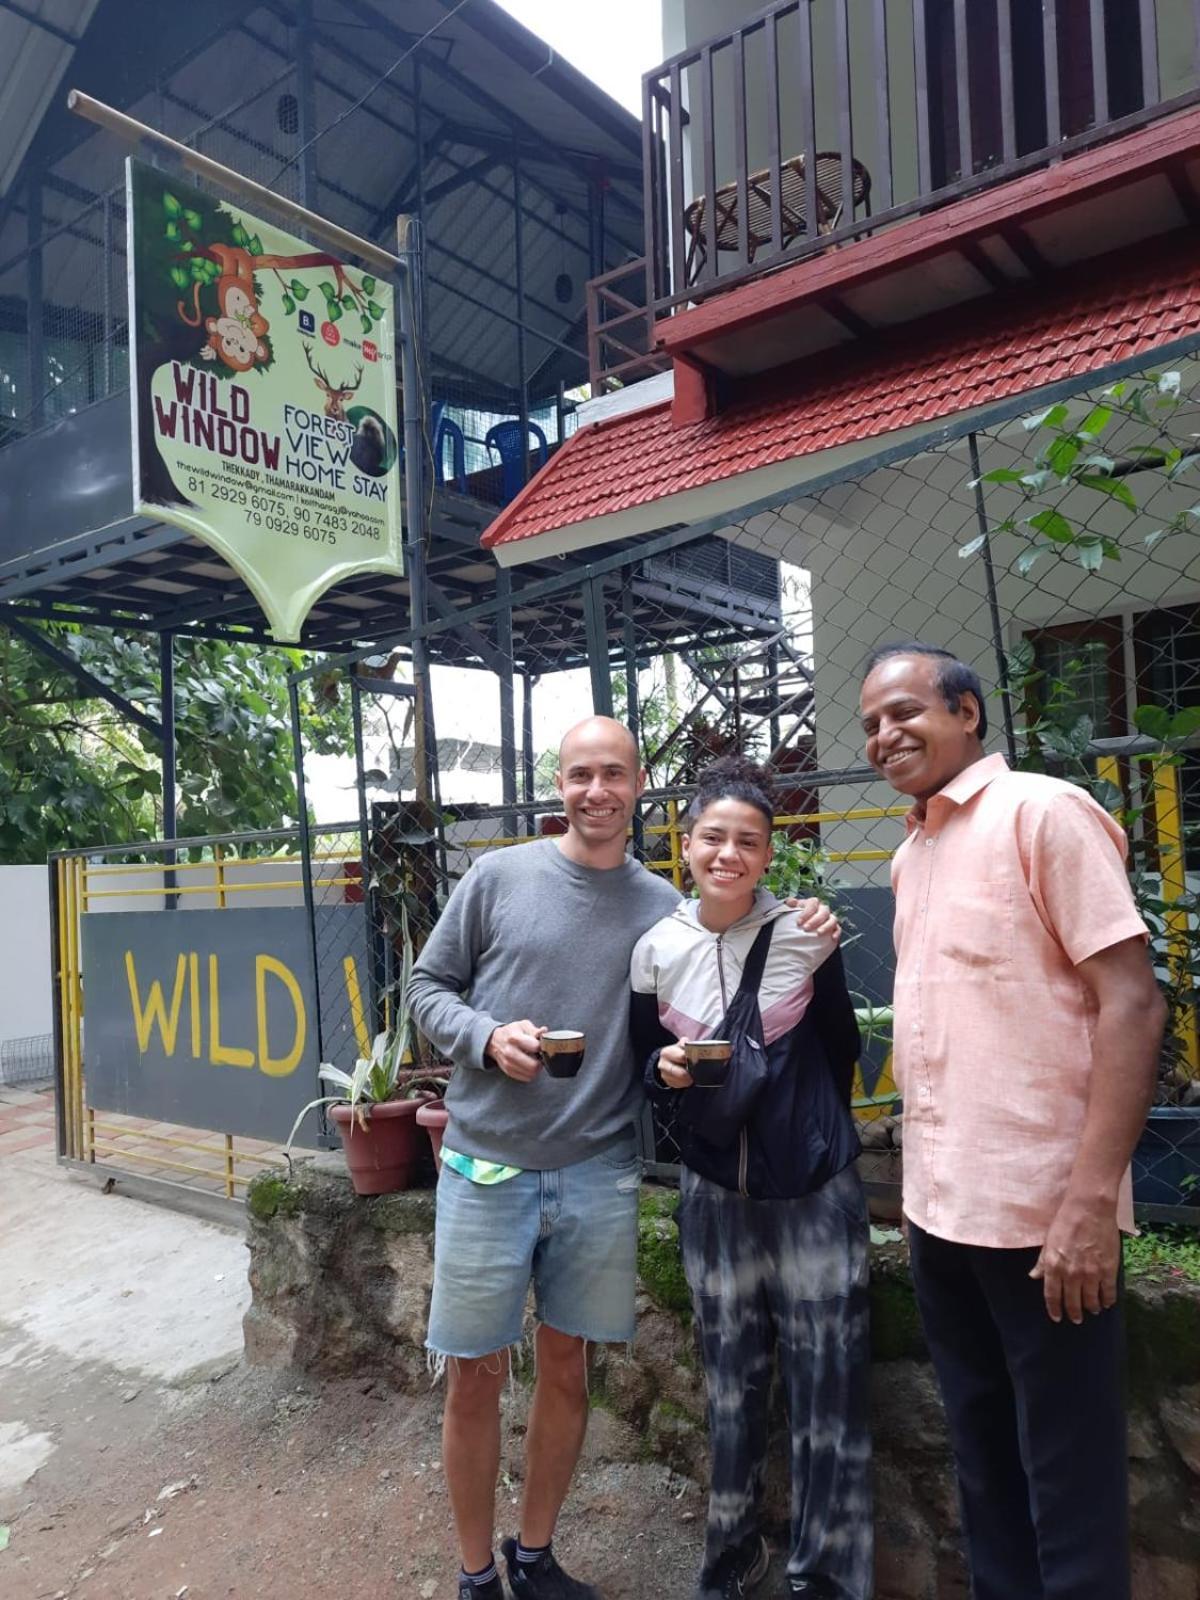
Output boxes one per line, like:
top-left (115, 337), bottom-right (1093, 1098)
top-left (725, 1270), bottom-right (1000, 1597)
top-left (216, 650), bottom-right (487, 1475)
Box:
top-left (483, 232), bottom-right (1200, 554)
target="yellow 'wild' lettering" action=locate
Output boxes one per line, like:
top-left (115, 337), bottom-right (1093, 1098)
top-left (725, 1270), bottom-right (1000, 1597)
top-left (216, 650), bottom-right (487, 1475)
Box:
top-left (255, 954), bottom-right (306, 1077)
top-left (208, 953), bottom-right (254, 1068)
top-left (343, 955), bottom-right (372, 1058)
top-left (124, 950), bottom-right (187, 1056)
top-left (188, 951), bottom-right (201, 1058)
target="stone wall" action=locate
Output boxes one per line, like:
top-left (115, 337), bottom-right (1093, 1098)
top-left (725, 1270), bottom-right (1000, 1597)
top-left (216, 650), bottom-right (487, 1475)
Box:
top-left (244, 1162), bottom-right (1200, 1600)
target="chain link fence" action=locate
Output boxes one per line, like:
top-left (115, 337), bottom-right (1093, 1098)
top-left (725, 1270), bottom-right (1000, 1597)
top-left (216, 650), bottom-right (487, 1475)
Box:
top-left (290, 357), bottom-right (1200, 1221)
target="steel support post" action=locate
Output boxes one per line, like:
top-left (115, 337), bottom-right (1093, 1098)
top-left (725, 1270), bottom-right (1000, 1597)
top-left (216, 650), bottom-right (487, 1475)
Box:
top-left (497, 566), bottom-right (517, 837)
top-left (584, 578), bottom-right (613, 716)
top-left (622, 587), bottom-right (645, 859)
top-left (160, 631), bottom-right (177, 906)
top-left (968, 433), bottom-right (1018, 764)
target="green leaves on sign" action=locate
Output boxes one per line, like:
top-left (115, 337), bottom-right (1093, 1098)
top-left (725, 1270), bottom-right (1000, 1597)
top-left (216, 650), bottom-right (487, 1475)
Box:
top-left (289, 279), bottom-right (309, 300)
top-left (163, 192), bottom-right (182, 218)
top-left (367, 299), bottom-right (383, 320)
top-left (362, 275), bottom-right (376, 295)
top-left (282, 295), bottom-right (295, 316)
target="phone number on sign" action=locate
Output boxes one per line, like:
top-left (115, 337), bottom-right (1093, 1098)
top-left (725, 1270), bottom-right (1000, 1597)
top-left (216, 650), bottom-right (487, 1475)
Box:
top-left (241, 509), bottom-right (384, 545)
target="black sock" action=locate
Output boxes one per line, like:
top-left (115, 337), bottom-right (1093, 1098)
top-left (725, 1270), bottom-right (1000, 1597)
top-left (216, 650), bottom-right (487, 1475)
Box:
top-left (462, 1557), bottom-right (498, 1587)
top-left (515, 1538), bottom-right (550, 1564)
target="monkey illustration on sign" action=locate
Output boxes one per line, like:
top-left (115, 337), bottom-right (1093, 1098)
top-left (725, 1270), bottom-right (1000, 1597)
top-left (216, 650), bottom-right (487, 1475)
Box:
top-left (178, 243), bottom-right (271, 373)
top-left (175, 244), bottom-right (371, 378)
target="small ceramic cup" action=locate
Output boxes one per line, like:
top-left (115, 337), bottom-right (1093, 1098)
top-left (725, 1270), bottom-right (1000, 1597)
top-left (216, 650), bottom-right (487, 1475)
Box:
top-left (541, 1029), bottom-right (586, 1079)
top-left (684, 1038), bottom-right (732, 1088)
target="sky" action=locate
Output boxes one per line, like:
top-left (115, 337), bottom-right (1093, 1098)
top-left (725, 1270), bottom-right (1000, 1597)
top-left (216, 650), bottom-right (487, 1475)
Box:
top-left (491, 1), bottom-right (663, 114)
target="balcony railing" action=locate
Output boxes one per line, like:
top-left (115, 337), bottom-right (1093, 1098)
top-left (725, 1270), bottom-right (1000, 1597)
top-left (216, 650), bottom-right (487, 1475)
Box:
top-left (640, 0), bottom-right (1200, 319)
top-left (585, 258), bottom-right (671, 390)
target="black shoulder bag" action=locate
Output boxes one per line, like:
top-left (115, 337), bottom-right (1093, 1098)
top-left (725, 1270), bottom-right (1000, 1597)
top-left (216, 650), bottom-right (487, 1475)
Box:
top-left (672, 919), bottom-right (775, 1150)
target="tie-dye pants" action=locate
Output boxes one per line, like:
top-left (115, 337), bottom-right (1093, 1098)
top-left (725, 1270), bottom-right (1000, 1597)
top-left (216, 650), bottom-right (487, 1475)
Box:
top-left (677, 1162), bottom-right (874, 1598)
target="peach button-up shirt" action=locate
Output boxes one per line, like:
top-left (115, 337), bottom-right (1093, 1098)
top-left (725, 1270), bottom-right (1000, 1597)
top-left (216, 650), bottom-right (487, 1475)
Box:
top-left (891, 754), bottom-right (1147, 1248)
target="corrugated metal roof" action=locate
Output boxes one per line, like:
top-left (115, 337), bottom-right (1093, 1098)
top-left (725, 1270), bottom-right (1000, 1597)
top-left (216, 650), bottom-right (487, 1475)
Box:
top-left (0, 0), bottom-right (98, 196)
top-left (0, 0), bottom-right (642, 401)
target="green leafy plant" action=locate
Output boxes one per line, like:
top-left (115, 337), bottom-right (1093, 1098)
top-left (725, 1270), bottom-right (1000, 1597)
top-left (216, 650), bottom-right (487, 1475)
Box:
top-left (960, 372), bottom-right (1198, 577)
top-left (1005, 644), bottom-right (1200, 1107)
top-left (0, 625), bottom-right (352, 860)
top-left (284, 907), bottom-right (443, 1153)
top-left (1123, 1224), bottom-right (1200, 1283)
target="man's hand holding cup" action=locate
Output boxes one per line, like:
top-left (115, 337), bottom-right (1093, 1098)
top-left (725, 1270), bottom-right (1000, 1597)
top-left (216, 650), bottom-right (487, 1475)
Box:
top-left (487, 1020), bottom-right (545, 1081)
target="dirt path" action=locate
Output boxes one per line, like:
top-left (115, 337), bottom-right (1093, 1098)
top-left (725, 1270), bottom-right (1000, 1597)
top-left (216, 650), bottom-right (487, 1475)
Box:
top-left (5, 1362), bottom-right (707, 1600)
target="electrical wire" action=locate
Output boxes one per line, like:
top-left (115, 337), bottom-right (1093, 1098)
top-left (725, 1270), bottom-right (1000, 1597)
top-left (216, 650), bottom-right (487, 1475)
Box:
top-left (269, 0), bottom-right (476, 188)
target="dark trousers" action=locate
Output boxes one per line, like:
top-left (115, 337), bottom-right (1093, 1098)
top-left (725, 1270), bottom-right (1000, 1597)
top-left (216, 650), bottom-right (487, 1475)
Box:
top-left (679, 1164), bottom-right (874, 1599)
top-left (908, 1223), bottom-right (1130, 1600)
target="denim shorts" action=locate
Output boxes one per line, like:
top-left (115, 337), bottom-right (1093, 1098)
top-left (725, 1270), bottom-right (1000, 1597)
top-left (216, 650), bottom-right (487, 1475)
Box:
top-left (426, 1134), bottom-right (642, 1360)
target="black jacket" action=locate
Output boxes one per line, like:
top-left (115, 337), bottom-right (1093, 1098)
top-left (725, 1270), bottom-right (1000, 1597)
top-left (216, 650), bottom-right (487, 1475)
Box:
top-left (630, 905), bottom-right (861, 1198)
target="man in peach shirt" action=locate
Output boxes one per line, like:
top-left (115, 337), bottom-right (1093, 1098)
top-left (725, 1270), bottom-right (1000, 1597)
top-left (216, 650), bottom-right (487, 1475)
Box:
top-left (860, 641), bottom-right (1164, 1600)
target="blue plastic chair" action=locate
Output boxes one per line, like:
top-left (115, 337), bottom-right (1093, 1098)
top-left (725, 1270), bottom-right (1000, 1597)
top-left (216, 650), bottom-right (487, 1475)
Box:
top-left (431, 402), bottom-right (467, 493)
top-left (485, 419), bottom-right (548, 504)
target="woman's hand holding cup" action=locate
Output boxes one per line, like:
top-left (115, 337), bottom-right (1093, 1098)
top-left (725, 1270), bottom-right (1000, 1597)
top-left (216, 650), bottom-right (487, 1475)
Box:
top-left (658, 1041), bottom-right (694, 1090)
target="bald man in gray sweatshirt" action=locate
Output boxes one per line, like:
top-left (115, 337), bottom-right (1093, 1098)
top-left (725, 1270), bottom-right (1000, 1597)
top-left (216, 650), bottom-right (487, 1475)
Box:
top-left (408, 716), bottom-right (676, 1600)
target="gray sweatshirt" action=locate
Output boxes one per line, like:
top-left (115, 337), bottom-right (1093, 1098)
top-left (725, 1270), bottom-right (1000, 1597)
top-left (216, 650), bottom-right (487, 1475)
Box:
top-left (407, 839), bottom-right (680, 1170)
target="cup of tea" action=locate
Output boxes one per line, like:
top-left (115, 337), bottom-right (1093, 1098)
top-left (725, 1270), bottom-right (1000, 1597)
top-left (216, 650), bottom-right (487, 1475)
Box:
top-left (541, 1029), bottom-right (586, 1079)
top-left (684, 1038), bottom-right (732, 1088)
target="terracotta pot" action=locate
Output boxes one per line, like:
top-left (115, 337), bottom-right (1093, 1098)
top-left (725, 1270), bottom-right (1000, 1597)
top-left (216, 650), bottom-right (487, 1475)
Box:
top-left (329, 1096), bottom-right (435, 1196)
top-left (416, 1099), bottom-right (449, 1173)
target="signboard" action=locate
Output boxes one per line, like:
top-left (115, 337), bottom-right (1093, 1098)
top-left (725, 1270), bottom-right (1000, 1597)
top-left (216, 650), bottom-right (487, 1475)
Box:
top-left (81, 906), bottom-right (371, 1144)
top-left (127, 159), bottom-right (403, 642)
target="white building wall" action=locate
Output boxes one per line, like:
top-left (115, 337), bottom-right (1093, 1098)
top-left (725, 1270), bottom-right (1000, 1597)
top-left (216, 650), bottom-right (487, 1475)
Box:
top-left (720, 401), bottom-right (1200, 885)
top-left (0, 865), bottom-right (53, 1046)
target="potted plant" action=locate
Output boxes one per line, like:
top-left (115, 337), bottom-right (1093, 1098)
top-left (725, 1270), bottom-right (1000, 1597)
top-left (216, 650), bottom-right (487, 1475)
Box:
top-left (285, 905), bottom-right (449, 1195)
top-left (416, 1096), bottom-right (450, 1173)
top-left (285, 1029), bottom-right (448, 1196)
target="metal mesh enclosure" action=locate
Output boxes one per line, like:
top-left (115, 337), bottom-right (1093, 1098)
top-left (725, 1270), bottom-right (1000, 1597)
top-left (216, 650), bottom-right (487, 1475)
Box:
top-left (284, 358), bottom-right (1200, 1222)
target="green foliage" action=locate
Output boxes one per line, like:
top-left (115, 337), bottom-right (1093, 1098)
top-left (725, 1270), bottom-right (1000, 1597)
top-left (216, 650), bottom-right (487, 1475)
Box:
top-left (762, 830), bottom-right (836, 904)
top-left (636, 1189), bottom-right (692, 1318)
top-left (612, 661), bottom-right (681, 765)
top-left (1123, 1225), bottom-right (1200, 1284)
top-left (961, 372), bottom-right (1197, 575)
top-left (1005, 640), bottom-right (1200, 1104)
top-left (284, 907), bottom-right (443, 1155)
top-left (0, 624), bottom-right (350, 861)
